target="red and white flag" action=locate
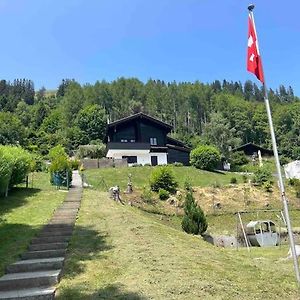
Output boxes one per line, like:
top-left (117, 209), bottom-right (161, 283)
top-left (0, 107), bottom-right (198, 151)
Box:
top-left (247, 13), bottom-right (264, 83)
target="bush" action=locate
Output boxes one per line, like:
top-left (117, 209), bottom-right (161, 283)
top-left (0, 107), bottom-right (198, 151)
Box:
top-left (141, 186), bottom-right (154, 203)
top-left (288, 178), bottom-right (300, 198)
top-left (49, 145), bottom-right (72, 187)
top-left (173, 162), bottom-right (183, 167)
top-left (0, 146), bottom-right (33, 195)
top-left (158, 188), bottom-right (170, 200)
top-left (229, 151), bottom-right (249, 170)
top-left (252, 166), bottom-right (273, 186)
top-left (33, 155), bottom-right (46, 172)
top-left (150, 166), bottom-right (178, 194)
top-left (263, 181), bottom-right (273, 192)
top-left (70, 159), bottom-right (80, 170)
top-left (181, 186), bottom-right (207, 235)
top-left (76, 144), bottom-right (106, 159)
top-left (230, 177), bottom-right (237, 184)
top-left (190, 145), bottom-right (221, 171)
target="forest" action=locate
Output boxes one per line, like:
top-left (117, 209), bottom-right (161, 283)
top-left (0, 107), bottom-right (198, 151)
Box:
top-left (0, 77), bottom-right (299, 161)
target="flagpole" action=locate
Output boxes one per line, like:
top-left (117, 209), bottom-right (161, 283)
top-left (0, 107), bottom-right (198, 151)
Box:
top-left (248, 4), bottom-right (300, 285)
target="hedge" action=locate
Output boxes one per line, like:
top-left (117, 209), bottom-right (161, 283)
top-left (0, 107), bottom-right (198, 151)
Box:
top-left (0, 146), bottom-right (33, 196)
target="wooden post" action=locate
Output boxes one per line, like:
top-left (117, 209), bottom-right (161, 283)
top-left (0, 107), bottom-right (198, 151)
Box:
top-left (25, 175), bottom-right (29, 188)
top-left (238, 212), bottom-right (250, 252)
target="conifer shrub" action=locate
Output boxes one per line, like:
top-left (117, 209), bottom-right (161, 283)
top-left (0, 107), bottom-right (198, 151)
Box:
top-left (181, 185), bottom-right (207, 235)
top-left (190, 145), bottom-right (221, 171)
top-left (149, 166), bottom-right (178, 194)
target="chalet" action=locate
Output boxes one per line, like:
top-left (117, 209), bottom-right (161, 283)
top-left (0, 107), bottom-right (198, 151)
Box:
top-left (231, 142), bottom-right (273, 157)
top-left (105, 112), bottom-right (190, 166)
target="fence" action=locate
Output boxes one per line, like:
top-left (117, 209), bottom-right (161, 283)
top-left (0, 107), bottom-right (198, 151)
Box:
top-left (81, 158), bottom-right (128, 169)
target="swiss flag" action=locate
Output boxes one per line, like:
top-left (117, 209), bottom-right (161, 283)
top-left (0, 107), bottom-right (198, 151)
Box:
top-left (247, 13), bottom-right (264, 83)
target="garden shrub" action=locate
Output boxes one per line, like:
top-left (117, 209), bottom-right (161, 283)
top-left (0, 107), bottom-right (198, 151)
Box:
top-left (10, 147), bottom-right (34, 187)
top-left (76, 144), bottom-right (106, 159)
top-left (230, 177), bottom-right (237, 184)
top-left (49, 145), bottom-right (72, 187)
top-left (173, 162), bottom-right (183, 167)
top-left (0, 146), bottom-right (33, 196)
top-left (252, 166), bottom-right (273, 186)
top-left (158, 188), bottom-right (170, 200)
top-left (288, 178), bottom-right (300, 198)
top-left (149, 166), bottom-right (178, 194)
top-left (229, 151), bottom-right (249, 170)
top-left (141, 186), bottom-right (154, 203)
top-left (190, 145), bottom-right (221, 171)
top-left (263, 181), bottom-right (273, 192)
top-left (181, 185), bottom-right (207, 235)
top-left (70, 159), bottom-right (80, 170)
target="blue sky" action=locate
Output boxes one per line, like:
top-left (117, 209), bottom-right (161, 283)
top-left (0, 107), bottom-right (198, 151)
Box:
top-left (1, 0), bottom-right (300, 95)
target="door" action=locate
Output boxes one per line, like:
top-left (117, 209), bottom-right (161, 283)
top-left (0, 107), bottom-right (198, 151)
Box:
top-left (151, 156), bottom-right (158, 166)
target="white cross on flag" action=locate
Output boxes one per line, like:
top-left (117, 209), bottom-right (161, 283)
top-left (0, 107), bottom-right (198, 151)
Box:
top-left (247, 13), bottom-right (264, 83)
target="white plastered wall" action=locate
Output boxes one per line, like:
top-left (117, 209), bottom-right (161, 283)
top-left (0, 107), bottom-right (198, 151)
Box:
top-left (107, 149), bottom-right (167, 165)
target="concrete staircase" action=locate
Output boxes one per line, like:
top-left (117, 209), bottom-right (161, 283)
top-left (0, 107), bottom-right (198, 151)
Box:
top-left (0, 171), bottom-right (82, 300)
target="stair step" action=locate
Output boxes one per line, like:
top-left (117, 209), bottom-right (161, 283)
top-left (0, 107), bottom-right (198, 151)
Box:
top-left (48, 219), bottom-right (76, 225)
top-left (55, 208), bottom-right (78, 213)
top-left (51, 214), bottom-right (77, 219)
top-left (58, 204), bottom-right (79, 208)
top-left (6, 258), bottom-right (64, 273)
top-left (29, 242), bottom-right (68, 251)
top-left (42, 224), bottom-right (74, 231)
top-left (39, 230), bottom-right (73, 237)
top-left (31, 236), bottom-right (71, 244)
top-left (0, 270), bottom-right (60, 291)
top-left (22, 249), bottom-right (66, 260)
top-left (0, 286), bottom-right (55, 300)
top-left (50, 215), bottom-right (76, 219)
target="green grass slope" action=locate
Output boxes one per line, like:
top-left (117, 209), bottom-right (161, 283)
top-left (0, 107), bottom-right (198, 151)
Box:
top-left (85, 166), bottom-right (243, 191)
top-left (0, 172), bottom-right (65, 275)
top-left (56, 190), bottom-right (299, 300)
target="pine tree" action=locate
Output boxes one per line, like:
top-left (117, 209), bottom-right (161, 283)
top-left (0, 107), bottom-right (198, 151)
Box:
top-left (181, 186), bottom-right (207, 235)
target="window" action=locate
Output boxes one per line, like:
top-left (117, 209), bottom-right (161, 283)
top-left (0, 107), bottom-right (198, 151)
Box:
top-left (122, 156), bottom-right (137, 164)
top-left (150, 137), bottom-right (157, 145)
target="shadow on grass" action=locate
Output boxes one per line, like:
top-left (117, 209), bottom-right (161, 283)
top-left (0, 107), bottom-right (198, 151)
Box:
top-left (211, 170), bottom-right (226, 175)
top-left (0, 223), bottom-right (41, 276)
top-left (61, 225), bottom-right (113, 278)
top-left (0, 188), bottom-right (41, 216)
top-left (56, 283), bottom-right (147, 300)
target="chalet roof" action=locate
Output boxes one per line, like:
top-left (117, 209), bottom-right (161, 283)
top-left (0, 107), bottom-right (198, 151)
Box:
top-left (166, 136), bottom-right (186, 147)
top-left (107, 112), bottom-right (173, 131)
top-left (231, 142), bottom-right (273, 155)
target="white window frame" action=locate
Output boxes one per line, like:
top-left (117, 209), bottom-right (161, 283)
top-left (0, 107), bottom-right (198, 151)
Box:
top-left (150, 137), bottom-right (157, 145)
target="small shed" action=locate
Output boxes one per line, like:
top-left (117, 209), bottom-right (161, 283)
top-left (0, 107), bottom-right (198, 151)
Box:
top-left (246, 220), bottom-right (278, 247)
top-left (232, 143), bottom-right (273, 157)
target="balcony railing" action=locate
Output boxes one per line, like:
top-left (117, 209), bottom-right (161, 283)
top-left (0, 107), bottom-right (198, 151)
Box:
top-left (107, 142), bottom-right (151, 150)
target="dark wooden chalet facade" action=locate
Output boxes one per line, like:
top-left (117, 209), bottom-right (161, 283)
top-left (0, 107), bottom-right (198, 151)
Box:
top-left (232, 142), bottom-right (273, 157)
top-left (105, 113), bottom-right (190, 166)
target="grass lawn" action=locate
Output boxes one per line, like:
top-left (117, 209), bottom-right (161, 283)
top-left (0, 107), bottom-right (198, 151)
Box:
top-left (84, 166), bottom-right (244, 191)
top-left (56, 189), bottom-right (300, 300)
top-left (0, 172), bottom-right (65, 276)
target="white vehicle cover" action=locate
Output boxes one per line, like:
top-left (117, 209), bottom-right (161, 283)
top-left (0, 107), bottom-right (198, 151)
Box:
top-left (284, 160), bottom-right (300, 179)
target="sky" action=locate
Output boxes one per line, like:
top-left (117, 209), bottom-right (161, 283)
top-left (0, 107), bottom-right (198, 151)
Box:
top-left (0, 0), bottom-right (300, 95)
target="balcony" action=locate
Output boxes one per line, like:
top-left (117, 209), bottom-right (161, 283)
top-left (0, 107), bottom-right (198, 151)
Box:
top-left (107, 142), bottom-right (151, 150)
